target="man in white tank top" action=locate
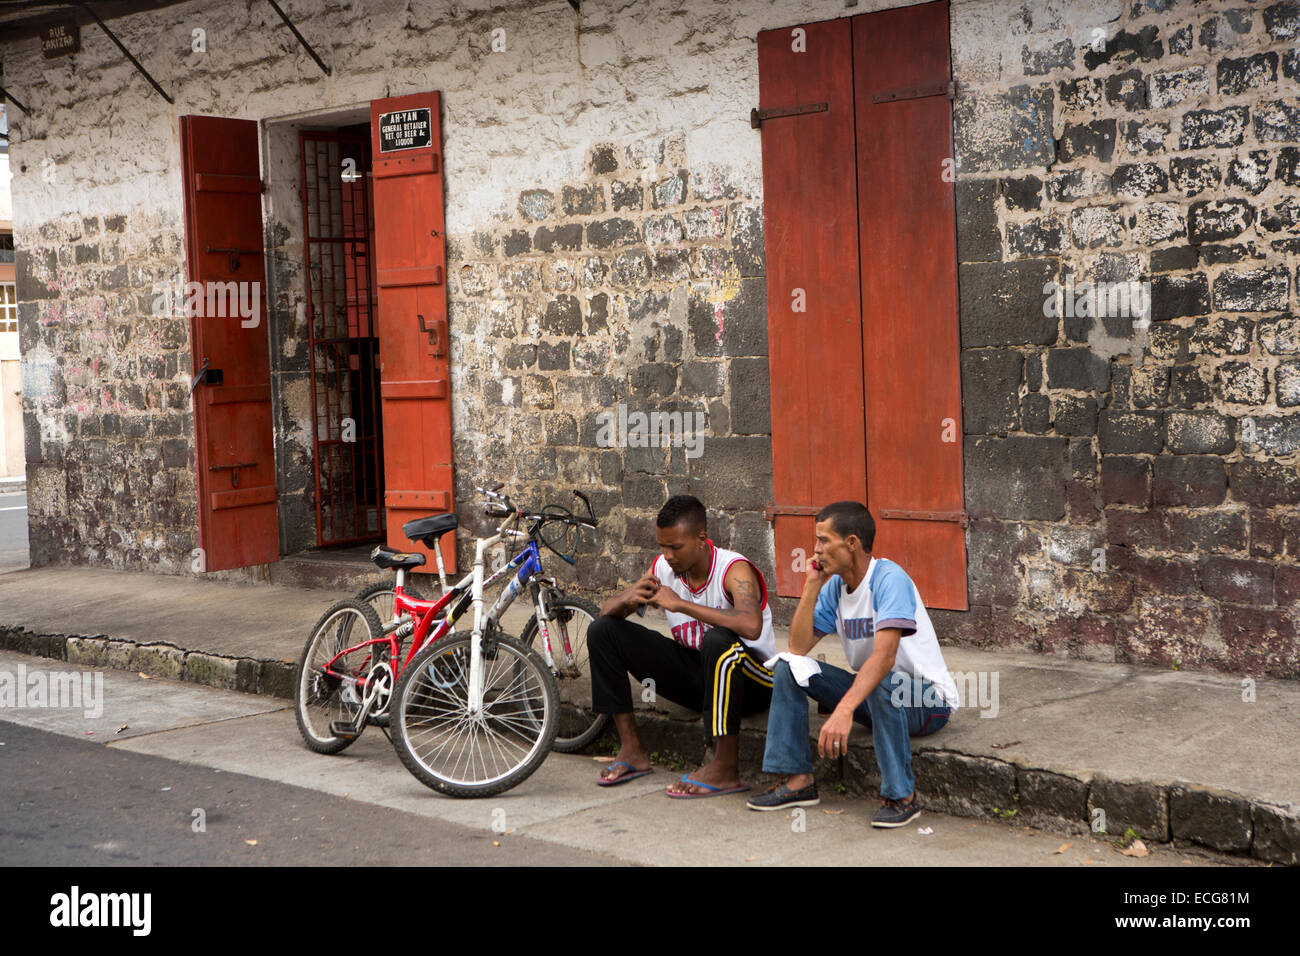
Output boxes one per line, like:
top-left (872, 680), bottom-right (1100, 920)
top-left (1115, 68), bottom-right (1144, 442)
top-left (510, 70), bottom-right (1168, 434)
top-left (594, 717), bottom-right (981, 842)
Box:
top-left (588, 495), bottom-right (776, 797)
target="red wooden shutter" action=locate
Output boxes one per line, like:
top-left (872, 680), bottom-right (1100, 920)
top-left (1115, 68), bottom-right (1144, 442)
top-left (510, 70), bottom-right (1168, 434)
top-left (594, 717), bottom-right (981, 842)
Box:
top-left (853, 1), bottom-right (968, 610)
top-left (757, 18), bottom-right (867, 597)
top-left (369, 92), bottom-right (456, 566)
top-left (180, 115), bottom-right (279, 572)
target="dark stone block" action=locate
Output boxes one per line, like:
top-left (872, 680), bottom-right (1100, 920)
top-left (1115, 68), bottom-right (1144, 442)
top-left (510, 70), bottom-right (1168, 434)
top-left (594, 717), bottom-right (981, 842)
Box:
top-left (1112, 162), bottom-right (1167, 197)
top-left (687, 436), bottom-right (772, 510)
top-left (730, 357), bottom-right (771, 435)
top-left (1179, 107), bottom-right (1250, 150)
top-left (1169, 364), bottom-right (1212, 405)
top-left (1152, 455), bottom-right (1227, 506)
top-left (1170, 156), bottom-right (1221, 196)
top-left (1059, 77), bottom-right (1102, 112)
top-left (1121, 118), bottom-right (1168, 154)
top-left (585, 217), bottom-right (639, 248)
top-left (956, 179), bottom-right (1001, 262)
top-left (1089, 776), bottom-right (1169, 841)
top-left (1046, 348), bottom-right (1110, 393)
top-left (1252, 804), bottom-right (1300, 865)
top-left (1022, 393), bottom-right (1050, 433)
top-left (1082, 25), bottom-right (1163, 69)
top-left (1006, 218), bottom-right (1064, 257)
top-left (1000, 175), bottom-right (1042, 212)
top-left (1099, 410), bottom-right (1165, 454)
top-left (1213, 361), bottom-right (1267, 404)
top-left (537, 341), bottom-right (571, 371)
top-left (1264, 1), bottom-right (1300, 42)
top-left (680, 361), bottom-right (723, 399)
top-left (1280, 148), bottom-right (1300, 187)
top-left (1213, 267), bottom-right (1289, 312)
top-left (1101, 456), bottom-right (1150, 505)
top-left (1260, 197), bottom-right (1300, 233)
top-left (629, 363), bottom-right (677, 397)
top-left (1166, 410), bottom-right (1235, 454)
top-left (1053, 396), bottom-right (1098, 436)
top-left (1226, 151), bottom-right (1274, 197)
top-left (542, 295), bottom-right (582, 335)
top-left (1202, 557), bottom-right (1274, 605)
top-left (1229, 459), bottom-right (1300, 506)
top-left (584, 292), bottom-right (608, 334)
top-left (546, 413), bottom-right (578, 446)
top-left (609, 180), bottom-right (642, 212)
top-left (1106, 69), bottom-right (1148, 110)
top-left (911, 752), bottom-right (1017, 819)
top-left (1058, 119), bottom-right (1117, 163)
top-left (1198, 242), bottom-right (1263, 264)
top-left (1169, 787), bottom-right (1253, 852)
top-left (1188, 199), bottom-right (1255, 243)
top-left (650, 171), bottom-right (688, 209)
top-left (1150, 245), bottom-right (1198, 272)
top-left (561, 184), bottom-right (605, 217)
top-left (1242, 414), bottom-right (1300, 455)
top-left (965, 436), bottom-right (1069, 520)
top-left (533, 223), bottom-right (582, 252)
top-left (961, 350), bottom-right (1022, 434)
top-left (959, 259), bottom-right (1059, 347)
top-left (1150, 272), bottom-right (1209, 321)
top-left (1217, 52), bottom-right (1279, 96)
top-left (1022, 39), bottom-right (1075, 75)
top-left (1168, 23), bottom-right (1193, 55)
top-left (589, 144), bottom-right (619, 175)
top-left (687, 278), bottom-right (767, 358)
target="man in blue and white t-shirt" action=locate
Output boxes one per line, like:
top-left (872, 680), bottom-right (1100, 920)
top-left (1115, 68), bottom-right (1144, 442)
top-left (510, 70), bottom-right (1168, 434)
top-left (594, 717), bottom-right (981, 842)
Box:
top-left (748, 501), bottom-right (957, 827)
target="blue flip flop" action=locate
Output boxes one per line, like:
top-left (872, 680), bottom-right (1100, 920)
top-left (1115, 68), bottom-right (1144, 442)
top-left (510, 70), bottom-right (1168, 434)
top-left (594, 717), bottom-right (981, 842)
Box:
top-left (597, 761), bottom-right (654, 787)
top-left (666, 775), bottom-right (751, 799)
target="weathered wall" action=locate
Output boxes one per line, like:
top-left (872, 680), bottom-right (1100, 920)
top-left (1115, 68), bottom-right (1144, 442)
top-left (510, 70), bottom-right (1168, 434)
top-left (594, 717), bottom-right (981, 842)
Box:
top-left (3, 0), bottom-right (1298, 677)
top-left (947, 0), bottom-right (1300, 676)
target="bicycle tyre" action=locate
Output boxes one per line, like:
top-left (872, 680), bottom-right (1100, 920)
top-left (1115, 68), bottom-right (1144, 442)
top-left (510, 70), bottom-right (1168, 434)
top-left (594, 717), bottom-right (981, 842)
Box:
top-left (355, 580), bottom-right (428, 628)
top-left (294, 599), bottom-right (386, 755)
top-left (390, 629), bottom-right (559, 798)
top-left (521, 596), bottom-right (609, 753)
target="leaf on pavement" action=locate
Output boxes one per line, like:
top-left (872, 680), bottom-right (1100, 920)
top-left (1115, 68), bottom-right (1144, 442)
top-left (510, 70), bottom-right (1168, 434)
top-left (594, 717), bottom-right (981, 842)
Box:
top-left (822, 808), bottom-right (845, 815)
top-left (138, 672), bottom-right (153, 680)
top-left (244, 839), bottom-right (259, 846)
top-left (1054, 843), bottom-right (1072, 854)
top-left (592, 756), bottom-right (615, 762)
top-left (1121, 839), bottom-right (1149, 858)
top-left (115, 724), bottom-right (129, 735)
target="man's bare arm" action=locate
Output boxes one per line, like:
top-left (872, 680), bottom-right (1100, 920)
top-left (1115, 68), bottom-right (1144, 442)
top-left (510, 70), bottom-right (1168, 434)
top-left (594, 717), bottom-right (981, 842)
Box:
top-left (600, 574), bottom-right (659, 618)
top-left (651, 561), bottom-right (764, 642)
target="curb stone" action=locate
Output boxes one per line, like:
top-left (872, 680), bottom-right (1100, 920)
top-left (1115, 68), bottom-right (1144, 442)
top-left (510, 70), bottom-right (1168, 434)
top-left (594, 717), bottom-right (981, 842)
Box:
top-left (0, 624), bottom-right (1294, 863)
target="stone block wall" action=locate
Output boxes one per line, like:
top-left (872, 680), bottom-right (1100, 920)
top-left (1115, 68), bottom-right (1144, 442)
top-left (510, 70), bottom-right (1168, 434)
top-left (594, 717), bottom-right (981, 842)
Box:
top-left (947, 0), bottom-right (1300, 676)
top-left (444, 133), bottom-right (772, 591)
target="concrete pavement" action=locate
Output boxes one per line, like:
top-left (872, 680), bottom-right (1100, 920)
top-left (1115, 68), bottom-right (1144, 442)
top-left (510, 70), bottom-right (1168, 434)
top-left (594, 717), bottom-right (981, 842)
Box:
top-left (0, 649), bottom-right (1240, 867)
top-left (0, 563), bottom-right (1297, 864)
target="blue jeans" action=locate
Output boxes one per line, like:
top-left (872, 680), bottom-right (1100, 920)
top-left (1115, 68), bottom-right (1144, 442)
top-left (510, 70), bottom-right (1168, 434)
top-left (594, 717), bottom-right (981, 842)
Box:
top-left (762, 660), bottom-right (952, 800)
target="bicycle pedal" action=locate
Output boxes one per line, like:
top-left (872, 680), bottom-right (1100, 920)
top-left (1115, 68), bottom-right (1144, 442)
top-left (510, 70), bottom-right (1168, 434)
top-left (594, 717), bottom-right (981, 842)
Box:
top-left (329, 720), bottom-right (361, 740)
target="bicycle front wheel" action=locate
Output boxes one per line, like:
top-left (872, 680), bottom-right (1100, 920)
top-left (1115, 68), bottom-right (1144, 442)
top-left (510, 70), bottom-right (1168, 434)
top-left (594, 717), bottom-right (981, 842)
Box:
top-left (390, 630), bottom-right (559, 798)
top-left (522, 597), bottom-right (609, 752)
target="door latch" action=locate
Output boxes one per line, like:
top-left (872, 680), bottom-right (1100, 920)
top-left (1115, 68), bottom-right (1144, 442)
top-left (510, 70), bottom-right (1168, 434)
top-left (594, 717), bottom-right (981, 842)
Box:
top-left (189, 358), bottom-right (224, 394)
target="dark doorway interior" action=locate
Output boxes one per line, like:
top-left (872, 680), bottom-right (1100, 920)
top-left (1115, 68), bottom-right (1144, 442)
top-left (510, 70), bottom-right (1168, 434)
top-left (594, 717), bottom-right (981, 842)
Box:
top-left (300, 124), bottom-right (385, 547)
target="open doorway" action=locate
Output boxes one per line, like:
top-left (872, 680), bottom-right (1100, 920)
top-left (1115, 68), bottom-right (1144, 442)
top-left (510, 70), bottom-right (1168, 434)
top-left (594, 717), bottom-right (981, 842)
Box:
top-left (299, 125), bottom-right (384, 547)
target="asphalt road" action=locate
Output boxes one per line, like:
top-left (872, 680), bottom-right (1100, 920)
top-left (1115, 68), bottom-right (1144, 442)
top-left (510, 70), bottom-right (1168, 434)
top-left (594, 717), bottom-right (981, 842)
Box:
top-left (0, 489), bottom-right (29, 574)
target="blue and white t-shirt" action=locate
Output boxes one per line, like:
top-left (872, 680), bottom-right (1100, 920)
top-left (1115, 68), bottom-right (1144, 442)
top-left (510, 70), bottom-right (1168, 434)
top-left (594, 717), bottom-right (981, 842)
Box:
top-left (812, 557), bottom-right (959, 709)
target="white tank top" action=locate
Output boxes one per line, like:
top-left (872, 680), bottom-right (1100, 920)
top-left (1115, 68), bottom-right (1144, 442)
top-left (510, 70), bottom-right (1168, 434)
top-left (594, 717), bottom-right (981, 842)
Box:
top-left (651, 544), bottom-right (777, 660)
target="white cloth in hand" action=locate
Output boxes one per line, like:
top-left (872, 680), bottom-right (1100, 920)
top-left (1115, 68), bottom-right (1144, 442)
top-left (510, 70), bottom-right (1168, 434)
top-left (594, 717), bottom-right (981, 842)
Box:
top-left (763, 652), bottom-right (823, 688)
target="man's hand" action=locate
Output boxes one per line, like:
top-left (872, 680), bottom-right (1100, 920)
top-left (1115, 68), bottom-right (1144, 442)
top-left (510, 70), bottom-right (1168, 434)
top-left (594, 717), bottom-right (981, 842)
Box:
top-left (646, 583), bottom-right (683, 614)
top-left (818, 706), bottom-right (852, 759)
top-left (804, 555), bottom-right (830, 593)
top-left (600, 574), bottom-right (662, 618)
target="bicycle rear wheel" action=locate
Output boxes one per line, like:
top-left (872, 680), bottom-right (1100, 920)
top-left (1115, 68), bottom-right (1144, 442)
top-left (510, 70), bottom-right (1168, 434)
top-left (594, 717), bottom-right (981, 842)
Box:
top-left (390, 630), bottom-right (558, 798)
top-left (294, 599), bottom-right (385, 754)
top-left (522, 596), bottom-right (608, 752)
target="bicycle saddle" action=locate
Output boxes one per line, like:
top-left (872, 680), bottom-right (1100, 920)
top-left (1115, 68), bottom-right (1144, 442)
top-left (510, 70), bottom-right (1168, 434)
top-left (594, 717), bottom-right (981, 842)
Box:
top-left (370, 546), bottom-right (427, 570)
top-left (402, 513), bottom-right (458, 546)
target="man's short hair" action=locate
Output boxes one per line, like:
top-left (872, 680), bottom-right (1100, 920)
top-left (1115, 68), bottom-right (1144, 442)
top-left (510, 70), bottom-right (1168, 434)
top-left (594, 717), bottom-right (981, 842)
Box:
top-left (657, 495), bottom-right (707, 534)
top-left (816, 501), bottom-right (875, 551)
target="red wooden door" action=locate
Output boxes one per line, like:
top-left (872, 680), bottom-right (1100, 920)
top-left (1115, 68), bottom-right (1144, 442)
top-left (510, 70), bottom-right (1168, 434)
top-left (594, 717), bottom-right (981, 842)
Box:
top-left (369, 92), bottom-right (456, 566)
top-left (758, 2), bottom-right (968, 609)
top-left (180, 115), bottom-right (279, 572)
top-left (854, 2), bottom-right (967, 610)
top-left (757, 18), bottom-right (867, 597)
